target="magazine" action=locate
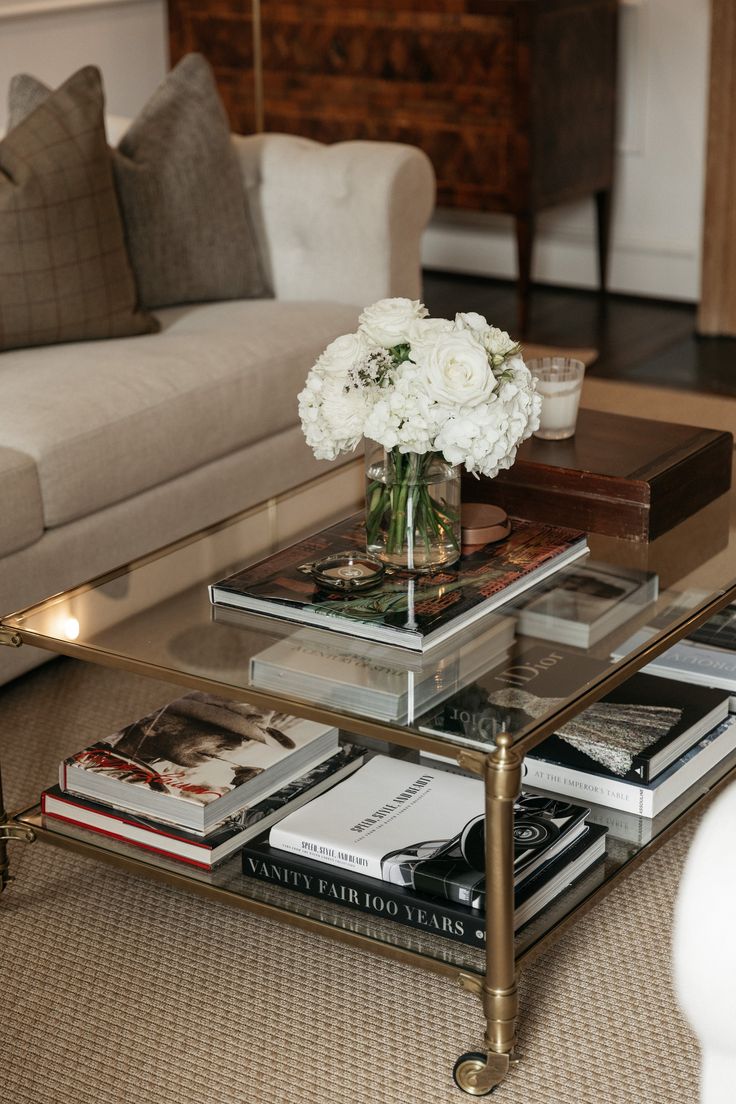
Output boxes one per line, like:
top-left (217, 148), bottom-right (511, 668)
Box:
top-left (209, 512), bottom-right (587, 652)
top-left (60, 692), bottom-right (339, 833)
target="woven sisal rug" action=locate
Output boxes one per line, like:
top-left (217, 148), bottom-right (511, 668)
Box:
top-left (0, 656), bottom-right (700, 1104)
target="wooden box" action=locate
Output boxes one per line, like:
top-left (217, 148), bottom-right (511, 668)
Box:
top-left (464, 409), bottom-right (734, 541)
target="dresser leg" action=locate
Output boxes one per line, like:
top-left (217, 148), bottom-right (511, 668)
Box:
top-left (595, 187), bottom-right (612, 293)
top-left (453, 734), bottom-right (522, 1095)
top-left (514, 214), bottom-right (535, 337)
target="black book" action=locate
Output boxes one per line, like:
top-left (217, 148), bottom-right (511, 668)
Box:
top-left (419, 641), bottom-right (730, 779)
top-left (688, 601), bottom-right (736, 652)
top-left (209, 512), bottom-right (587, 653)
top-left (419, 642), bottom-right (611, 749)
top-left (241, 822), bottom-right (608, 950)
top-left (528, 673), bottom-right (731, 783)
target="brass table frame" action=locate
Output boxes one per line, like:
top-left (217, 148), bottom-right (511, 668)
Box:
top-left (2, 520), bottom-right (736, 1095)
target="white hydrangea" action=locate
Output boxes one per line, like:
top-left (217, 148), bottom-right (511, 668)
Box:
top-left (298, 299), bottom-right (540, 477)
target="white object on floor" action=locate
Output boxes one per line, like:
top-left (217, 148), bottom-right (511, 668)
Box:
top-left (673, 780), bottom-right (736, 1103)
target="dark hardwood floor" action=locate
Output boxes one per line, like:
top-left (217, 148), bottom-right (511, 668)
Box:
top-left (422, 270), bottom-right (736, 397)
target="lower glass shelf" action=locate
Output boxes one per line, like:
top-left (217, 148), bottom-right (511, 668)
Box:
top-left (17, 744), bottom-right (736, 980)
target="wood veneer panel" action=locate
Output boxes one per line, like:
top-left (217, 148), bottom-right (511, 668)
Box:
top-left (463, 410), bottom-right (734, 541)
top-left (698, 0), bottom-right (736, 336)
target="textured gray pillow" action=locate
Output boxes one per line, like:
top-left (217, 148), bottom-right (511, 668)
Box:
top-left (0, 66), bottom-right (158, 352)
top-left (9, 54), bottom-right (266, 310)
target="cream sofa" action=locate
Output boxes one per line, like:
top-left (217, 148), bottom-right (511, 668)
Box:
top-left (0, 122), bottom-right (435, 684)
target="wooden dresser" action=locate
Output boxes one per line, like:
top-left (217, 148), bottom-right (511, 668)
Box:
top-left (168, 0), bottom-right (619, 330)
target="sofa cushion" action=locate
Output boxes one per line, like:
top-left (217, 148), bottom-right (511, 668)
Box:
top-left (0, 66), bottom-right (157, 352)
top-left (0, 446), bottom-right (43, 557)
top-left (9, 55), bottom-right (266, 311)
top-left (0, 299), bottom-right (360, 529)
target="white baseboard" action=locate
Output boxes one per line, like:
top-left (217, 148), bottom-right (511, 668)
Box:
top-left (422, 209), bottom-right (701, 303)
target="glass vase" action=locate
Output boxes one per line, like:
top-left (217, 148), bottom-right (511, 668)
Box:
top-left (364, 445), bottom-right (461, 572)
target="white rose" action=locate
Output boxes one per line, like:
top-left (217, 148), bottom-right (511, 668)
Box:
top-left (485, 326), bottom-right (520, 366)
top-left (314, 331), bottom-right (370, 377)
top-left (454, 311), bottom-right (489, 334)
top-left (455, 314), bottom-right (519, 367)
top-left (358, 297), bottom-right (428, 348)
top-left (418, 330), bottom-right (494, 408)
top-left (407, 316), bottom-right (454, 345)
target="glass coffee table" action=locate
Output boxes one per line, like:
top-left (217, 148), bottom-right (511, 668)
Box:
top-left (2, 457), bottom-right (736, 1094)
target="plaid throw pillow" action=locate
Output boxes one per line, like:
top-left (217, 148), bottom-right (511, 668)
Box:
top-left (10, 54), bottom-right (266, 310)
top-left (0, 66), bottom-right (157, 352)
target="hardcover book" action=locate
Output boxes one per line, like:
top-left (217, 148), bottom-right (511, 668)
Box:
top-left (267, 755), bottom-right (591, 907)
top-left (249, 615), bottom-right (515, 725)
top-left (688, 602), bottom-right (736, 652)
top-left (514, 562), bottom-right (658, 648)
top-left (555, 740), bottom-right (736, 845)
top-left (613, 620), bottom-right (736, 709)
top-left (419, 642), bottom-right (612, 749)
top-left (422, 651), bottom-right (730, 779)
top-left (44, 745), bottom-right (365, 869)
top-left (522, 715), bottom-right (736, 817)
top-left (60, 691), bottom-right (339, 833)
top-left (242, 822), bottom-right (607, 950)
top-left (209, 512), bottom-right (587, 653)
top-left (528, 673), bottom-right (730, 783)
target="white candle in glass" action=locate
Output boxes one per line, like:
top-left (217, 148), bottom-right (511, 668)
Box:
top-left (528, 357), bottom-right (586, 440)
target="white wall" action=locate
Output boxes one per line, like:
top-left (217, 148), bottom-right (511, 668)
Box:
top-left (422, 0), bottom-right (711, 303)
top-left (0, 0), bottom-right (168, 132)
top-left (0, 0), bottom-right (710, 303)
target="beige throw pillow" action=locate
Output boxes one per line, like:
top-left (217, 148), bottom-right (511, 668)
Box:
top-left (0, 66), bottom-right (157, 352)
top-left (10, 54), bottom-right (266, 310)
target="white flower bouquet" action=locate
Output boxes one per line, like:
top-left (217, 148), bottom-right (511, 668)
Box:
top-left (298, 297), bottom-right (541, 569)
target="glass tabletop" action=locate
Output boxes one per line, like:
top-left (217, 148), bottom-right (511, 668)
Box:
top-left (3, 456), bottom-right (736, 758)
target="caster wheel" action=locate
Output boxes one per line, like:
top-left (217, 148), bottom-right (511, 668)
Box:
top-left (452, 1052), bottom-right (498, 1096)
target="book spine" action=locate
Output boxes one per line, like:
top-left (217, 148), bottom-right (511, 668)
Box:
top-left (42, 792), bottom-right (215, 869)
top-left (522, 758), bottom-right (652, 816)
top-left (242, 847), bottom-right (486, 949)
top-left (267, 826), bottom-right (379, 879)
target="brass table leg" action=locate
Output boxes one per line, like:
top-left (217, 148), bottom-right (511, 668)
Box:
top-left (0, 629), bottom-right (36, 892)
top-left (454, 734), bottom-right (522, 1096)
top-left (0, 760), bottom-right (36, 893)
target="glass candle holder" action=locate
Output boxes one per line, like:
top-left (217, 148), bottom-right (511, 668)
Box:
top-left (528, 357), bottom-right (586, 440)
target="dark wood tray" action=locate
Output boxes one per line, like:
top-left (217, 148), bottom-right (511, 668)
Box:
top-left (464, 409), bottom-right (734, 541)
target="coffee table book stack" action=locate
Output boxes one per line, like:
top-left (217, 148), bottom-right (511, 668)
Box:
top-left (241, 755), bottom-right (607, 949)
top-left (41, 692), bottom-right (362, 870)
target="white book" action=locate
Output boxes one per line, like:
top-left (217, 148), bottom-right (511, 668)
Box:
top-left (612, 631), bottom-right (736, 709)
top-left (250, 616), bottom-right (515, 724)
top-left (516, 562), bottom-right (658, 648)
top-left (268, 754), bottom-right (591, 896)
top-left (269, 756), bottom-right (482, 880)
top-left (61, 692), bottom-right (339, 833)
top-left (521, 715), bottom-right (736, 817)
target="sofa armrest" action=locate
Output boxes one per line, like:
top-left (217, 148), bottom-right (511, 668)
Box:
top-left (232, 132), bottom-right (435, 305)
